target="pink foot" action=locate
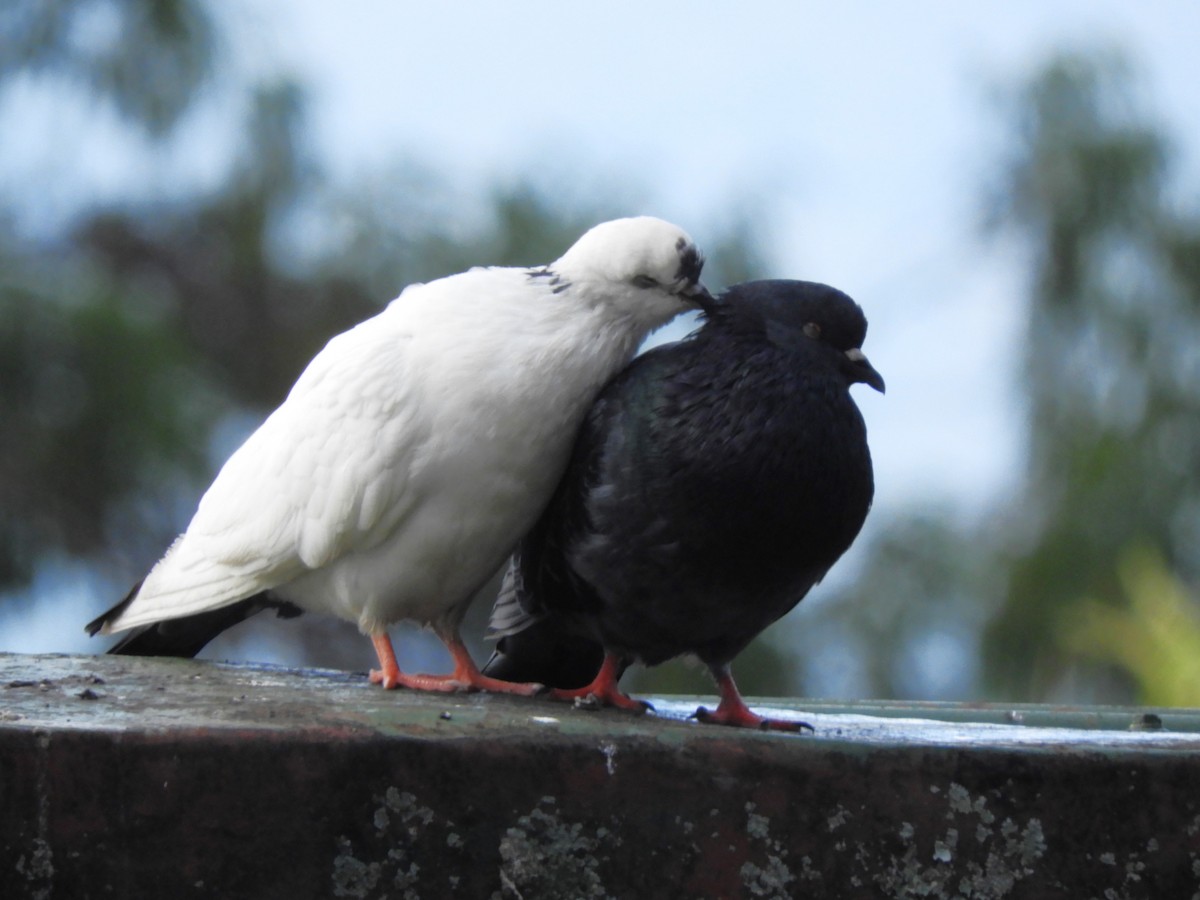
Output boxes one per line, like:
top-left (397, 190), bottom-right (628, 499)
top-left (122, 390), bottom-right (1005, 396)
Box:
top-left (368, 630), bottom-right (543, 695)
top-left (694, 665), bottom-right (812, 732)
top-left (551, 653), bottom-right (651, 713)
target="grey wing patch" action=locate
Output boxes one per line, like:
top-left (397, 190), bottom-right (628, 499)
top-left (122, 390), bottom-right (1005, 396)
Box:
top-left (487, 561), bottom-right (546, 639)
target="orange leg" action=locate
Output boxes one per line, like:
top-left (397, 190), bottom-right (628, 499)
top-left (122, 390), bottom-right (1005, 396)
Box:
top-left (693, 664), bottom-right (812, 732)
top-left (368, 632), bottom-right (404, 689)
top-left (551, 652), bottom-right (650, 712)
top-left (438, 633), bottom-right (546, 696)
top-left (368, 629), bottom-right (543, 696)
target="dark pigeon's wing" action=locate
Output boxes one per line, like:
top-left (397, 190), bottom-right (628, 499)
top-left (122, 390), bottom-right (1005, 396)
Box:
top-left (482, 594), bottom-right (607, 689)
top-left (483, 345), bottom-right (685, 687)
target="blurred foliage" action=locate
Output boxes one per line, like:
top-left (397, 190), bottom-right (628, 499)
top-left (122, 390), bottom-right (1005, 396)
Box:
top-left (627, 631), bottom-right (799, 699)
top-left (984, 51), bottom-right (1200, 701)
top-left (795, 513), bottom-right (999, 701)
top-left (6, 3), bottom-right (1197, 707)
top-left (1061, 545), bottom-right (1200, 707)
top-left (0, 0), bottom-right (772, 684)
top-left (0, 0), bottom-right (216, 137)
top-left (808, 50), bottom-right (1200, 704)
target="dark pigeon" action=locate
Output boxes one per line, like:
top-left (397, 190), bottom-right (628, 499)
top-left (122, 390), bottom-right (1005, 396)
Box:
top-left (483, 279), bottom-right (884, 730)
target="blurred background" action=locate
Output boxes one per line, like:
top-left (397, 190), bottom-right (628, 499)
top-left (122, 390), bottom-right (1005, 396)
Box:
top-left (2, 1), bottom-right (1199, 706)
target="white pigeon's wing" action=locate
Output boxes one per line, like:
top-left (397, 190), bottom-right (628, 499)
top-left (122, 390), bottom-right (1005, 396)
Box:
top-left (105, 296), bottom-right (430, 632)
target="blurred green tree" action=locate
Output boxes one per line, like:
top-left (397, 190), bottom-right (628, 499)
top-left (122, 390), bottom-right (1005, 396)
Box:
top-left (0, 0), bottom-right (771, 683)
top-left (802, 50), bottom-right (1200, 704)
top-left (0, 0), bottom-right (216, 137)
top-left (984, 51), bottom-right (1200, 702)
top-left (1, 0), bottom-right (222, 586)
top-left (1062, 544), bottom-right (1200, 707)
top-left (7, 6), bottom-right (1197, 709)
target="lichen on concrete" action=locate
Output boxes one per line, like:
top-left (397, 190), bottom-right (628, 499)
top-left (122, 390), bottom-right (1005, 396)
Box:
top-left (740, 801), bottom-right (806, 898)
top-left (331, 836), bottom-right (382, 899)
top-left (14, 839), bottom-right (54, 900)
top-left (827, 805), bottom-right (851, 832)
top-left (497, 795), bottom-right (616, 900)
top-left (600, 741), bottom-right (618, 775)
top-left (12, 731), bottom-right (55, 900)
top-left (740, 857), bottom-right (796, 898)
top-left (5, 654), bottom-right (1200, 897)
top-left (328, 777), bottom-right (1055, 899)
top-left (331, 786), bottom-right (453, 899)
top-left (865, 782), bottom-right (1047, 900)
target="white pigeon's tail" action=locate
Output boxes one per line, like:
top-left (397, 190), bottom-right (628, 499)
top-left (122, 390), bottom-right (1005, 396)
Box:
top-left (84, 579), bottom-right (143, 637)
top-left (89, 539), bottom-right (283, 635)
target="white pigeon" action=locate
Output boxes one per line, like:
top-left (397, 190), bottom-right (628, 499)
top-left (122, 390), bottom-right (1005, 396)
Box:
top-left (87, 216), bottom-right (709, 693)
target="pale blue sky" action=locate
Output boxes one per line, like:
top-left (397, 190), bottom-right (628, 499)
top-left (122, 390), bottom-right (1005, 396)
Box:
top-left (255, 1), bottom-right (1200, 516)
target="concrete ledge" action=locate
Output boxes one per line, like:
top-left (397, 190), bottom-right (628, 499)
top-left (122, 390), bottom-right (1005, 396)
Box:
top-left (3, 652), bottom-right (1199, 898)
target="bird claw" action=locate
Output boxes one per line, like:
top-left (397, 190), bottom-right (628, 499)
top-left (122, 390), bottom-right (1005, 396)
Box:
top-left (692, 705), bottom-right (813, 733)
top-left (570, 692), bottom-right (652, 714)
top-left (369, 668), bottom-right (401, 690)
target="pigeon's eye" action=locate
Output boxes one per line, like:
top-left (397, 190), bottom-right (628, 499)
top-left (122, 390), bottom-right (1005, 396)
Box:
top-left (803, 322), bottom-right (822, 340)
top-left (632, 275), bottom-right (660, 289)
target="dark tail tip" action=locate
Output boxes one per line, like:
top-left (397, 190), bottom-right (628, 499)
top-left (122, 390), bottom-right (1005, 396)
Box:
top-left (85, 580), bottom-right (143, 636)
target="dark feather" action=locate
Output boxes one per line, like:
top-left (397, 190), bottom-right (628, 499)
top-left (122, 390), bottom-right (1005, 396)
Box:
top-left (483, 279), bottom-right (880, 689)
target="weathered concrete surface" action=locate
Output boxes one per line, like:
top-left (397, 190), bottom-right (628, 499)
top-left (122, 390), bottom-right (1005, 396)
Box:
top-left (3, 652), bottom-right (1200, 899)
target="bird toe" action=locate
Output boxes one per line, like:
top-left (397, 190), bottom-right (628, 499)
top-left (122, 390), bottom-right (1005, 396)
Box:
top-left (369, 668), bottom-right (401, 690)
top-left (692, 705), bottom-right (812, 733)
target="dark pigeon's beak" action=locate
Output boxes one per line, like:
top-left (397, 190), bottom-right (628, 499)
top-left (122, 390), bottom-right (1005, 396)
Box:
top-left (679, 280), bottom-right (718, 313)
top-left (846, 348), bottom-right (886, 393)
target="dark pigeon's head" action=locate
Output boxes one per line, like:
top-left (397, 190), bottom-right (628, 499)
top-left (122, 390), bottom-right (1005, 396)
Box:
top-left (710, 279), bottom-right (885, 393)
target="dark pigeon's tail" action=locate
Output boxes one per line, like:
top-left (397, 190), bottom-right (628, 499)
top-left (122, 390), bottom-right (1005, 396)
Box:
top-left (482, 618), bottom-right (607, 690)
top-left (482, 567), bottom-right (606, 689)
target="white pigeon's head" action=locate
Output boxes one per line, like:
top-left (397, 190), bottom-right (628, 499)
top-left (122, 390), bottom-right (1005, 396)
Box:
top-left (549, 216), bottom-right (712, 326)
